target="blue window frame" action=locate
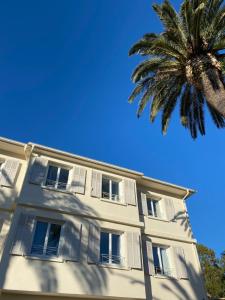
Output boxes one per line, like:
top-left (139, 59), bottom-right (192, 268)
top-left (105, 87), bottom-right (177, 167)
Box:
top-left (100, 231), bottom-right (121, 264)
top-left (46, 165), bottom-right (69, 190)
top-left (31, 220), bottom-right (62, 256)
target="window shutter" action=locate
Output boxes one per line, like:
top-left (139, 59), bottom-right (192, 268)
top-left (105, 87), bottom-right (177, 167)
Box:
top-left (11, 213), bottom-right (35, 256)
top-left (145, 240), bottom-right (155, 275)
top-left (60, 221), bottom-right (82, 262)
top-left (0, 159), bottom-right (20, 187)
top-left (124, 179), bottom-right (137, 206)
top-left (164, 198), bottom-right (175, 221)
top-left (140, 192), bottom-right (148, 216)
top-left (156, 201), bottom-right (162, 219)
top-left (70, 166), bottom-right (87, 194)
top-left (173, 246), bottom-right (189, 279)
top-left (87, 224), bottom-right (100, 263)
top-left (127, 232), bottom-right (142, 269)
top-left (29, 157), bottom-right (48, 185)
top-left (91, 171), bottom-right (102, 198)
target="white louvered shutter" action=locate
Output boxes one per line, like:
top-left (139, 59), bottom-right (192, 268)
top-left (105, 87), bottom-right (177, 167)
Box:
top-left (87, 224), bottom-right (100, 263)
top-left (91, 171), bottom-right (102, 198)
top-left (60, 221), bottom-right (82, 262)
top-left (156, 201), bottom-right (162, 219)
top-left (145, 240), bottom-right (155, 275)
top-left (164, 198), bottom-right (175, 221)
top-left (11, 213), bottom-right (35, 256)
top-left (29, 157), bottom-right (48, 185)
top-left (127, 232), bottom-right (142, 269)
top-left (70, 166), bottom-right (87, 194)
top-left (141, 192), bottom-right (148, 216)
top-left (173, 246), bottom-right (189, 279)
top-left (124, 179), bottom-right (137, 206)
top-left (0, 159), bottom-right (20, 187)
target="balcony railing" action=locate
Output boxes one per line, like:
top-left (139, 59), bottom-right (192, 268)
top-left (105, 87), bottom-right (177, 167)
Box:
top-left (100, 254), bottom-right (124, 265)
top-left (154, 266), bottom-right (175, 277)
top-left (102, 192), bottom-right (120, 201)
top-left (45, 179), bottom-right (69, 190)
top-left (31, 244), bottom-right (59, 256)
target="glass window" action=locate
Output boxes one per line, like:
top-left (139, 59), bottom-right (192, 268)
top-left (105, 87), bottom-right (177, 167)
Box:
top-left (100, 232), bottom-right (109, 263)
top-left (152, 245), bottom-right (170, 276)
top-left (100, 231), bottom-right (121, 265)
top-left (102, 178), bottom-right (110, 199)
top-left (102, 177), bottom-right (120, 201)
top-left (46, 165), bottom-right (69, 190)
top-left (0, 161), bottom-right (4, 175)
top-left (147, 198), bottom-right (159, 217)
top-left (31, 220), bottom-right (62, 257)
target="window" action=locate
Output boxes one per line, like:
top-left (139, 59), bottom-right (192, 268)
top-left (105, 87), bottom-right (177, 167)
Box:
top-left (45, 165), bottom-right (69, 190)
top-left (152, 245), bottom-right (171, 276)
top-left (31, 220), bottom-right (62, 256)
top-left (100, 231), bottom-right (122, 265)
top-left (147, 198), bottom-right (160, 217)
top-left (102, 177), bottom-right (120, 201)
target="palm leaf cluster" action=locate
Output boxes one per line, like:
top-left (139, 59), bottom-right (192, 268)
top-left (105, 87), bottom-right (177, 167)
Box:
top-left (129, 0), bottom-right (225, 138)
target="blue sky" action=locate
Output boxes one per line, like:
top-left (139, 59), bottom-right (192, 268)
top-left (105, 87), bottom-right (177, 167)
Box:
top-left (0, 0), bottom-right (224, 255)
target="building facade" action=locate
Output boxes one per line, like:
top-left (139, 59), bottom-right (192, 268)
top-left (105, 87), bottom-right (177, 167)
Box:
top-left (0, 137), bottom-right (207, 300)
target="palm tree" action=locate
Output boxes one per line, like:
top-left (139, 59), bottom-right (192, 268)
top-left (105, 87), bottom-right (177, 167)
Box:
top-left (129, 0), bottom-right (225, 138)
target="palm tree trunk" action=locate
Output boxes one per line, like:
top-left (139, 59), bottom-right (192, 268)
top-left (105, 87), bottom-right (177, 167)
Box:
top-left (200, 68), bottom-right (225, 117)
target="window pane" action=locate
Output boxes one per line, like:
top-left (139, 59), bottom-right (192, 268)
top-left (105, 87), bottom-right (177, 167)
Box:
top-left (160, 248), bottom-right (169, 275)
top-left (147, 200), bottom-right (153, 216)
top-left (102, 178), bottom-right (110, 199)
top-left (153, 246), bottom-right (161, 274)
top-left (152, 201), bottom-right (158, 217)
top-left (46, 223), bottom-right (61, 256)
top-left (58, 168), bottom-right (69, 190)
top-left (111, 181), bottom-right (119, 201)
top-left (31, 221), bottom-right (48, 255)
top-left (100, 232), bottom-right (109, 263)
top-left (46, 166), bottom-right (58, 187)
top-left (112, 234), bottom-right (120, 264)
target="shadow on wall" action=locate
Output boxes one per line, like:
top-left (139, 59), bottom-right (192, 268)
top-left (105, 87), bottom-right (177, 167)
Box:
top-left (173, 210), bottom-right (194, 239)
top-left (0, 193), bottom-right (113, 296)
top-left (147, 251), bottom-right (206, 300)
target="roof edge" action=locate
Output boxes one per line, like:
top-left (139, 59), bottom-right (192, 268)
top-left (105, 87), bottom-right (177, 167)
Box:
top-left (0, 137), bottom-right (195, 198)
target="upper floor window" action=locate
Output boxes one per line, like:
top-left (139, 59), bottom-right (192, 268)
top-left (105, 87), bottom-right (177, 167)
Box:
top-left (153, 245), bottom-right (171, 276)
top-left (45, 165), bottom-right (69, 190)
top-left (31, 220), bottom-right (62, 256)
top-left (102, 177), bottom-right (120, 201)
top-left (100, 231), bottom-right (122, 265)
top-left (147, 198), bottom-right (160, 218)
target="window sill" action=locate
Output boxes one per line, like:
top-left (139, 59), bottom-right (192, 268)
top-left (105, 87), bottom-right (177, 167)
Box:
top-left (97, 263), bottom-right (129, 271)
top-left (24, 254), bottom-right (64, 263)
top-left (152, 274), bottom-right (177, 280)
top-left (41, 185), bottom-right (73, 195)
top-left (100, 198), bottom-right (127, 206)
top-left (147, 216), bottom-right (171, 223)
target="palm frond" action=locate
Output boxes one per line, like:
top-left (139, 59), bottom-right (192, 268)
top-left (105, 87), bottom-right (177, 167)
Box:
top-left (129, 0), bottom-right (225, 138)
top-left (129, 33), bottom-right (158, 56)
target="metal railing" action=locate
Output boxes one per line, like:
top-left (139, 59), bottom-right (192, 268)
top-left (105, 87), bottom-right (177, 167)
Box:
top-left (45, 179), bottom-right (68, 190)
top-left (31, 245), bottom-right (58, 256)
top-left (100, 254), bottom-right (124, 265)
top-left (154, 266), bottom-right (175, 277)
top-left (102, 192), bottom-right (120, 201)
